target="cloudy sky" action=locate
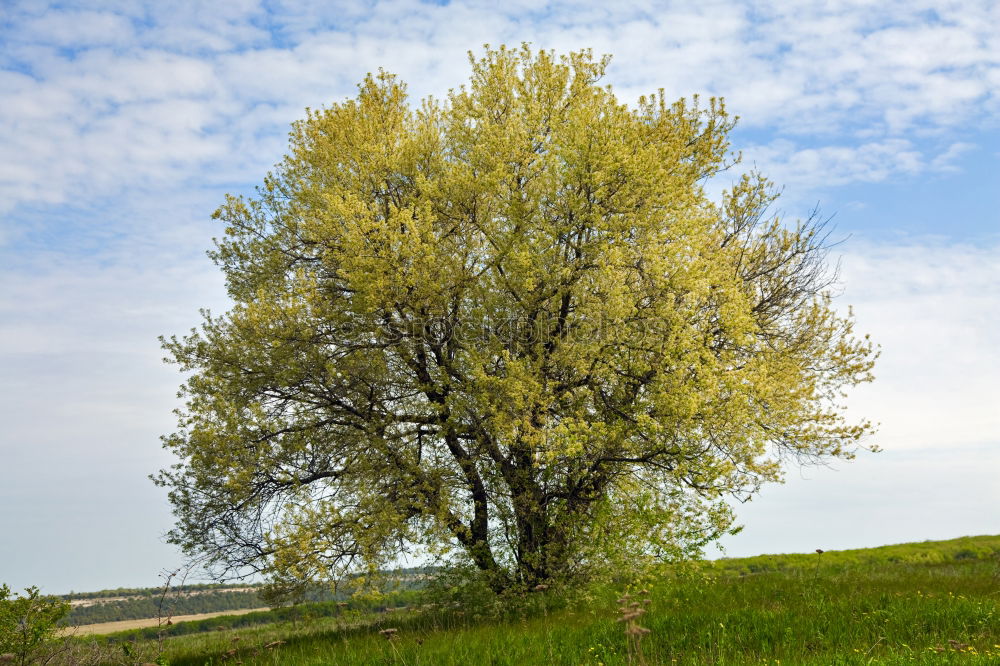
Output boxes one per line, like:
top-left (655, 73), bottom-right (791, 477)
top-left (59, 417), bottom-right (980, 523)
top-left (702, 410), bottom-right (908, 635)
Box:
top-left (1, 0), bottom-right (997, 594)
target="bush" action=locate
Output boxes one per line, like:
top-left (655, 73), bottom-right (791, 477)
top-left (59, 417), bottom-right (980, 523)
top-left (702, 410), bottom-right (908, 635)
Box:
top-left (0, 584), bottom-right (70, 665)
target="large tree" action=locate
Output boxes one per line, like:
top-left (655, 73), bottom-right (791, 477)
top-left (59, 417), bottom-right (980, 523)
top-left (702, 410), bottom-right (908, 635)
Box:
top-left (157, 46), bottom-right (876, 593)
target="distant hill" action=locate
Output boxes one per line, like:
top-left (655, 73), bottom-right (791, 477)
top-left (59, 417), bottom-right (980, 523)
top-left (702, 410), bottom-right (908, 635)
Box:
top-left (63, 585), bottom-right (271, 625)
top-left (61, 568), bottom-right (434, 626)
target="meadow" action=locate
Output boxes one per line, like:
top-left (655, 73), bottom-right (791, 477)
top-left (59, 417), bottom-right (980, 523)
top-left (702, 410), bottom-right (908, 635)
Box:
top-left (65, 535), bottom-right (1000, 665)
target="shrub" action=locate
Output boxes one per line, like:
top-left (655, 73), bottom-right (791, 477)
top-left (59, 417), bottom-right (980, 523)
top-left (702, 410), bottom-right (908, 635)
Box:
top-left (0, 584), bottom-right (70, 665)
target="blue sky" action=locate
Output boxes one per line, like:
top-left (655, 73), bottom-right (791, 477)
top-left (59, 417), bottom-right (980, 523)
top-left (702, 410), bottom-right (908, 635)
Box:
top-left (1, 0), bottom-right (998, 594)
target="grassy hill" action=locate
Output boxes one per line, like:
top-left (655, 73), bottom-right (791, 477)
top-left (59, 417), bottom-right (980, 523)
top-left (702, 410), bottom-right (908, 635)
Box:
top-left (63, 535), bottom-right (1000, 665)
top-left (62, 585), bottom-right (269, 625)
top-left (709, 534), bottom-right (1000, 574)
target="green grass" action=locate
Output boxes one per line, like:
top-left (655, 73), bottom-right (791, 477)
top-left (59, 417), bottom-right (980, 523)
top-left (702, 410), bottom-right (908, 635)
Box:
top-left (76, 535), bottom-right (1000, 665)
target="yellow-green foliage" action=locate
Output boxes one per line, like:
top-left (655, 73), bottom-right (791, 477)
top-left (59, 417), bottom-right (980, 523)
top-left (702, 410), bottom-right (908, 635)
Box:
top-left (158, 45), bottom-right (877, 594)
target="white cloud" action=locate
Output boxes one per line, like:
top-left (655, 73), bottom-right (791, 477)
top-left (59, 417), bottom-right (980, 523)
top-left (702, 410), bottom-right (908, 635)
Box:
top-left (1, 0), bottom-right (999, 213)
top-left (838, 240), bottom-right (1000, 451)
top-left (730, 137), bottom-right (984, 200)
top-left (742, 139), bottom-right (924, 190)
top-left (930, 141), bottom-right (977, 172)
top-left (18, 10), bottom-right (136, 48)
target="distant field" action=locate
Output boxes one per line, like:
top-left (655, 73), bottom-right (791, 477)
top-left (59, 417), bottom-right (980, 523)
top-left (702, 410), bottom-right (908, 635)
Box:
top-left (60, 584), bottom-right (270, 625)
top-left (58, 535), bottom-right (1000, 665)
top-left (67, 586), bottom-right (259, 607)
top-left (64, 607), bottom-right (270, 636)
top-left (59, 570), bottom-right (430, 626)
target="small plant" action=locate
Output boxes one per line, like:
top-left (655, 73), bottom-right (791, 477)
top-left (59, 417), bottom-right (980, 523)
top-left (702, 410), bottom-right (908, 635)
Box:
top-left (617, 590), bottom-right (652, 666)
top-left (0, 584), bottom-right (70, 665)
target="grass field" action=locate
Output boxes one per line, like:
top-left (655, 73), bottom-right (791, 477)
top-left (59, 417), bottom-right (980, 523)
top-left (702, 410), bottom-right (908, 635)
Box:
top-left (68, 535), bottom-right (1000, 665)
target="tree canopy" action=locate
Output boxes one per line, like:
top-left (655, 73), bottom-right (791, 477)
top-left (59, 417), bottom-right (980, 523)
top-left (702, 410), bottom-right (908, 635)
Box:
top-left (157, 45), bottom-right (877, 593)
